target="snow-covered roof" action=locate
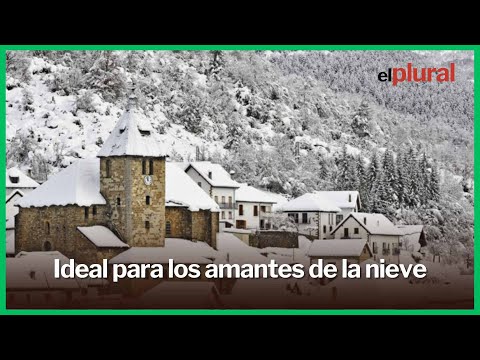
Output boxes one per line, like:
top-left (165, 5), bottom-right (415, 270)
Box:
top-left (17, 158), bottom-right (106, 208)
top-left (166, 163), bottom-right (220, 212)
top-left (314, 191), bottom-right (360, 209)
top-left (236, 183), bottom-right (279, 203)
top-left (97, 105), bottom-right (167, 158)
top-left (333, 212), bottom-right (402, 236)
top-left (306, 239), bottom-right (370, 257)
top-left (6, 189), bottom-right (24, 204)
top-left (77, 226), bottom-right (129, 248)
top-left (395, 225), bottom-right (424, 235)
top-left (279, 193), bottom-right (341, 212)
top-left (7, 251), bottom-right (79, 290)
top-left (6, 229), bottom-right (15, 255)
top-left (396, 225), bottom-right (425, 251)
top-left (109, 238), bottom-right (222, 264)
top-left (216, 233), bottom-right (268, 264)
top-left (184, 161), bottom-right (240, 188)
top-left (6, 167), bottom-right (39, 189)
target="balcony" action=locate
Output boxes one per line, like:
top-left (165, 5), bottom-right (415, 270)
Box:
top-left (218, 202), bottom-right (237, 210)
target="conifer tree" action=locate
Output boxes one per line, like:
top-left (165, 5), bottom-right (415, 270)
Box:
top-left (429, 163), bottom-right (440, 202)
top-left (382, 148), bottom-right (397, 205)
top-left (336, 145), bottom-right (350, 190)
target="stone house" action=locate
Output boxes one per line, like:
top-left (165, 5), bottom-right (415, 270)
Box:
top-left (331, 212), bottom-right (402, 263)
top-left (14, 98), bottom-right (220, 264)
top-left (174, 161), bottom-right (240, 231)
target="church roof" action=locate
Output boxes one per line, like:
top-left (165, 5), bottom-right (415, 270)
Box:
top-left (17, 158), bottom-right (106, 208)
top-left (77, 226), bottom-right (129, 248)
top-left (97, 104), bottom-right (167, 158)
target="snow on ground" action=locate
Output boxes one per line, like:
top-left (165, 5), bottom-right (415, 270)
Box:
top-left (216, 233), bottom-right (268, 264)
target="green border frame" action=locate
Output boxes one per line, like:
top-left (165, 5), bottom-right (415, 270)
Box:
top-left (0, 44), bottom-right (477, 315)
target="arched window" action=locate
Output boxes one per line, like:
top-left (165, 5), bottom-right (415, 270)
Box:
top-left (146, 196), bottom-right (151, 205)
top-left (149, 159), bottom-right (154, 175)
top-left (117, 197), bottom-right (121, 205)
top-left (106, 159), bottom-right (111, 178)
top-left (46, 221), bottom-right (50, 235)
top-left (142, 160), bottom-right (147, 175)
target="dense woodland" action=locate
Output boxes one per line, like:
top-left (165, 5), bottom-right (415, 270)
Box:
top-left (5, 50), bottom-right (474, 265)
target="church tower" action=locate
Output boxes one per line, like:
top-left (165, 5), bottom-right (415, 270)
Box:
top-left (97, 95), bottom-right (167, 247)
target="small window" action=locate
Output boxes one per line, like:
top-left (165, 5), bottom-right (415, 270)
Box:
top-left (116, 197), bottom-right (121, 205)
top-left (221, 211), bottom-right (225, 220)
top-left (214, 196), bottom-right (218, 203)
top-left (10, 176), bottom-right (19, 184)
top-left (221, 196), bottom-right (225, 204)
top-left (228, 196), bottom-right (232, 206)
top-left (302, 213), bottom-right (308, 224)
top-left (349, 194), bottom-right (352, 202)
top-left (261, 206), bottom-right (266, 213)
top-left (84, 207), bottom-right (89, 219)
top-left (140, 130), bottom-right (151, 137)
top-left (46, 221), bottom-right (50, 235)
top-left (198, 182), bottom-right (202, 187)
top-left (43, 241), bottom-right (52, 251)
top-left (354, 227), bottom-right (359, 234)
top-left (323, 225), bottom-right (326, 233)
top-left (146, 196), bottom-right (151, 205)
top-left (145, 221), bottom-right (150, 230)
top-left (239, 204), bottom-right (244, 216)
top-left (93, 206), bottom-right (97, 216)
top-left (142, 160), bottom-right (147, 175)
top-left (208, 171), bottom-right (212, 179)
top-left (329, 225), bottom-right (332, 232)
top-left (149, 159), bottom-right (154, 175)
top-left (228, 211), bottom-right (232, 219)
top-left (106, 160), bottom-right (111, 178)
top-left (166, 221), bottom-right (171, 236)
top-left (336, 214), bottom-right (344, 225)
top-left (253, 205), bottom-right (258, 217)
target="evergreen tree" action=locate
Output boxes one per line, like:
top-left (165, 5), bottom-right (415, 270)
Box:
top-left (395, 149), bottom-right (407, 207)
top-left (406, 147), bottom-right (421, 207)
top-left (429, 163), bottom-right (440, 202)
top-left (356, 156), bottom-right (367, 211)
top-left (419, 152), bottom-right (430, 204)
top-left (382, 148), bottom-right (397, 205)
top-left (336, 145), bottom-right (350, 190)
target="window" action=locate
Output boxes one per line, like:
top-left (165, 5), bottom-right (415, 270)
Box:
top-left (294, 213), bottom-right (299, 223)
top-left (253, 205), bottom-right (258, 216)
top-left (239, 204), bottom-right (244, 216)
top-left (145, 221), bottom-right (150, 230)
top-left (208, 171), bottom-right (212, 179)
top-left (302, 213), bottom-right (308, 224)
top-left (46, 222), bottom-right (50, 235)
top-left (10, 176), bottom-right (19, 184)
top-left (228, 196), bottom-right (232, 206)
top-left (221, 211), bottom-right (225, 220)
top-left (198, 182), bottom-right (202, 187)
top-left (93, 206), bottom-right (97, 216)
top-left (166, 221), bottom-right (171, 236)
top-left (221, 196), bottom-right (225, 204)
top-left (43, 241), bottom-right (52, 251)
top-left (329, 226), bottom-right (332, 232)
top-left (336, 214), bottom-right (344, 225)
top-left (354, 227), bottom-right (359, 234)
top-left (344, 228), bottom-right (349, 238)
top-left (323, 225), bottom-right (326, 233)
top-left (106, 159), bottom-right (111, 178)
top-left (84, 207), bottom-right (89, 219)
top-left (149, 159), bottom-right (154, 175)
top-left (349, 194), bottom-right (352, 202)
top-left (142, 160), bottom-right (147, 175)
top-left (214, 196), bottom-right (218, 203)
top-left (228, 211), bottom-right (232, 219)
top-left (116, 197), bottom-right (121, 205)
top-left (372, 242), bottom-right (378, 254)
top-left (261, 205), bottom-right (266, 213)
top-left (146, 196), bottom-right (151, 205)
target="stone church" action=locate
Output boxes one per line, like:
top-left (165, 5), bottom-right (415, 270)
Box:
top-left (15, 97), bottom-right (219, 264)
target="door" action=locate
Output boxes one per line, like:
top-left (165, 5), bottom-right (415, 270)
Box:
top-left (260, 219), bottom-right (265, 229)
top-left (344, 228), bottom-right (349, 239)
top-left (236, 220), bottom-right (246, 229)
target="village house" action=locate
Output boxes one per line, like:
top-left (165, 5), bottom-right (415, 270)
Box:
top-left (235, 183), bottom-right (279, 230)
top-left (330, 212), bottom-right (403, 263)
top-left (314, 191), bottom-right (361, 224)
top-left (174, 161), bottom-right (240, 231)
top-left (278, 193), bottom-right (341, 239)
top-left (306, 239), bottom-right (372, 269)
top-left (6, 167), bottom-right (39, 196)
top-left (395, 225), bottom-right (427, 253)
top-left (14, 96), bottom-right (220, 264)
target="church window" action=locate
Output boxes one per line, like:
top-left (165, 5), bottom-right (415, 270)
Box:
top-left (149, 159), bottom-right (154, 175)
top-left (116, 197), bottom-right (121, 205)
top-left (84, 207), bottom-right (89, 219)
top-left (146, 196), bottom-right (151, 205)
top-left (166, 221), bottom-right (171, 236)
top-left (145, 221), bottom-right (150, 230)
top-left (46, 221), bottom-right (50, 235)
top-left (142, 160), bottom-right (147, 175)
top-left (106, 160), bottom-right (111, 178)
top-left (93, 206), bottom-right (97, 216)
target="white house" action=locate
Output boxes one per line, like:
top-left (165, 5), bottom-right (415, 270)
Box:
top-left (395, 225), bottom-right (427, 253)
top-left (314, 191), bottom-right (361, 224)
top-left (331, 212), bottom-right (403, 263)
top-left (235, 183), bottom-right (281, 230)
top-left (175, 161), bottom-right (240, 231)
top-left (306, 239), bottom-right (373, 268)
top-left (6, 189), bottom-right (25, 257)
top-left (279, 193), bottom-right (341, 239)
top-left (6, 167), bottom-right (39, 196)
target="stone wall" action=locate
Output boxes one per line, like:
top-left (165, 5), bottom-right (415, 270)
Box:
top-left (100, 157), bottom-right (166, 247)
top-left (15, 205), bottom-right (124, 264)
top-left (165, 207), bottom-right (191, 239)
top-left (249, 231), bottom-right (298, 249)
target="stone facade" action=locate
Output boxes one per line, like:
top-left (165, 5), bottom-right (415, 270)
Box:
top-left (14, 205), bottom-right (125, 264)
top-left (165, 207), bottom-right (218, 248)
top-left (249, 231), bottom-right (298, 249)
top-left (99, 157), bottom-right (165, 247)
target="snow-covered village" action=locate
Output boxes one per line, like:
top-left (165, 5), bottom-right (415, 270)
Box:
top-left (5, 50), bottom-right (474, 309)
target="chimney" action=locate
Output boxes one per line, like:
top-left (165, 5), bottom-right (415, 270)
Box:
top-left (208, 171), bottom-right (212, 179)
top-left (364, 217), bottom-right (367, 225)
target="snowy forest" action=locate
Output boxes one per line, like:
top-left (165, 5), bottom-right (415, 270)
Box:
top-left (5, 50), bottom-right (474, 266)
